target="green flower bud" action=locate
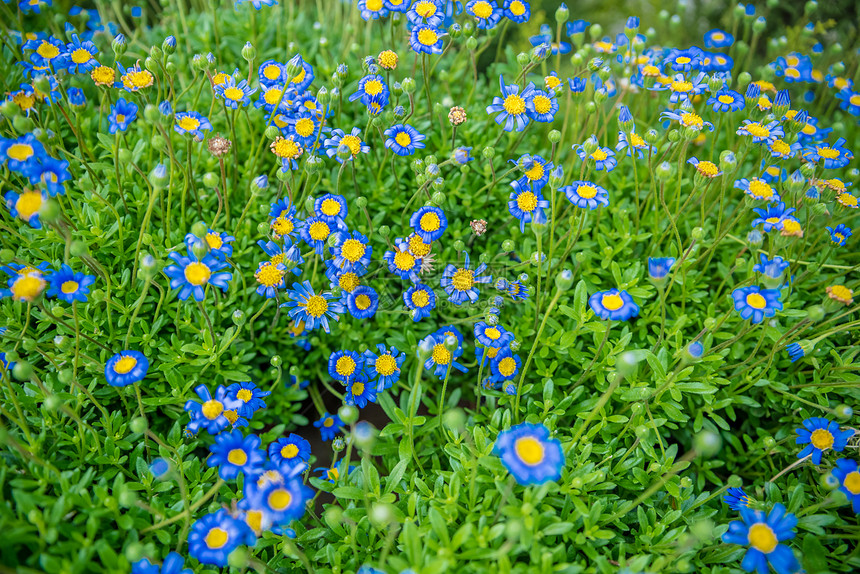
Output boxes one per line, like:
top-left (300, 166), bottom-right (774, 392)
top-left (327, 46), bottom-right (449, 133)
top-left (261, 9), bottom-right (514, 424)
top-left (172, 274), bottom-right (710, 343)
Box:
top-left (516, 52), bottom-right (529, 67)
top-left (129, 417), bottom-right (148, 434)
top-left (401, 77), bottom-right (416, 94)
top-left (555, 3), bottom-right (569, 22)
top-left (555, 269), bottom-right (573, 290)
top-left (232, 310), bottom-right (246, 326)
top-left (338, 405), bottom-right (359, 425)
top-left (501, 239), bottom-right (515, 252)
top-left (241, 42), bottom-right (256, 62)
top-left (202, 172), bottom-right (219, 188)
top-left (693, 429), bottom-right (722, 457)
top-left (465, 36), bottom-right (478, 51)
top-left (453, 240), bottom-right (465, 252)
top-left (548, 129), bottom-right (561, 144)
top-left (13, 361), bottom-right (33, 381)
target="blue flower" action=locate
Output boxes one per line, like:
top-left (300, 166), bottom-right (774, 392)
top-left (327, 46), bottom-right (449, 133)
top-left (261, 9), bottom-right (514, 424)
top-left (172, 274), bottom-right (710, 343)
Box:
top-left (410, 206), bottom-right (448, 243)
top-left (486, 76), bottom-right (535, 132)
top-left (659, 108), bottom-right (714, 131)
top-left (46, 264), bottom-right (95, 303)
top-left (207, 430), bottom-right (266, 480)
top-left (215, 77), bottom-right (255, 109)
top-left (384, 123), bottom-right (426, 156)
top-left (648, 257), bottom-right (676, 280)
top-left (324, 127), bottom-right (370, 163)
top-left (349, 74), bottom-right (389, 107)
top-left (384, 240), bottom-right (421, 283)
top-left (452, 146), bottom-right (474, 164)
top-left (511, 153), bottom-right (553, 191)
top-left (701, 52), bottom-right (734, 73)
top-left (526, 88), bottom-right (557, 122)
top-left (708, 88), bottom-right (745, 112)
top-left (108, 98), bottom-right (138, 134)
top-left (753, 254), bottom-right (789, 279)
top-left (226, 381), bottom-right (270, 417)
top-left (493, 423), bottom-right (564, 485)
top-left (441, 252), bottom-right (492, 305)
top-left (566, 19), bottom-right (590, 36)
top-left (285, 55), bottom-right (315, 92)
top-left (651, 72), bottom-right (708, 104)
top-left (0, 133), bottom-right (44, 174)
top-left (24, 156), bottom-right (71, 196)
top-left (474, 321), bottom-right (514, 348)
top-left (4, 189), bottom-right (46, 229)
top-left (616, 130), bottom-right (653, 158)
top-left (503, 0), bottom-right (530, 23)
top-left (357, 0), bottom-right (389, 19)
top-left (187, 230), bottom-right (235, 261)
top-left (299, 216), bottom-right (333, 255)
top-left (508, 180), bottom-right (549, 233)
top-left (722, 504), bottom-right (799, 574)
top-left (573, 140), bottom-right (617, 171)
top-left (490, 349), bottom-right (521, 381)
top-left (344, 374), bottom-right (377, 408)
top-left (562, 180), bottom-right (610, 210)
top-left (268, 434), bottom-right (311, 467)
top-left (105, 350), bottom-right (149, 387)
top-left (723, 487), bottom-right (753, 510)
top-left (466, 0), bottom-right (502, 29)
top-left (132, 552), bottom-right (192, 574)
top-left (737, 120), bottom-right (784, 145)
top-left (422, 332), bottom-right (468, 379)
top-left (732, 286), bottom-right (782, 324)
top-left (282, 281), bottom-right (344, 333)
top-left (329, 349), bottom-right (364, 384)
top-left (409, 24), bottom-right (445, 54)
top-left (589, 288), bottom-right (639, 321)
top-left (346, 285), bottom-right (379, 319)
top-left (164, 249), bottom-right (231, 301)
top-left (408, 0), bottom-right (445, 25)
top-left (314, 412), bottom-right (344, 440)
top-left (25, 36), bottom-right (66, 69)
top-left (185, 384), bottom-right (244, 435)
top-left (363, 344), bottom-right (405, 390)
top-left (330, 230), bottom-right (372, 275)
top-left (663, 47), bottom-right (704, 72)
top-left (802, 137), bottom-right (853, 169)
top-left (313, 193), bottom-right (348, 229)
top-left (785, 341), bottom-right (811, 363)
top-left (188, 509), bottom-right (253, 567)
top-left (704, 28), bottom-right (733, 48)
top-left (826, 224), bottom-right (852, 246)
top-left (258, 59), bottom-right (285, 84)
top-left (403, 283), bottom-right (436, 321)
top-left (751, 202), bottom-right (794, 232)
top-left (735, 178), bottom-right (780, 202)
top-left (832, 458), bottom-right (860, 513)
top-left (795, 417), bottom-right (854, 464)
top-left (64, 34), bottom-right (98, 73)
top-left (174, 111), bottom-right (212, 139)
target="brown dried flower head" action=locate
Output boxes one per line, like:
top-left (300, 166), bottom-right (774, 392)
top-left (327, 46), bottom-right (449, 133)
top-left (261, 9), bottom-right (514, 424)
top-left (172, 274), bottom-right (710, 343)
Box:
top-left (207, 135), bottom-right (232, 158)
top-left (448, 106), bottom-right (467, 126)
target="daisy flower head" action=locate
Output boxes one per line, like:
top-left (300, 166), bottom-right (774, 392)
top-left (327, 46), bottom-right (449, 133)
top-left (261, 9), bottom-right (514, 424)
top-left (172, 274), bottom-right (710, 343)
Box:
top-left (410, 206), bottom-right (448, 243)
top-left (25, 156), bottom-right (71, 196)
top-left (511, 153), bottom-right (553, 191)
top-left (795, 417), bottom-right (855, 465)
top-left (732, 286), bottom-right (782, 324)
top-left (526, 88), bottom-right (558, 122)
top-left (226, 381), bottom-right (271, 417)
top-left (750, 202), bottom-right (795, 233)
top-left (826, 284), bottom-right (854, 306)
top-left (164, 249), bottom-right (232, 301)
top-left (254, 83), bottom-right (288, 113)
top-left (490, 349), bottom-right (521, 382)
top-left (268, 434), bottom-right (311, 467)
top-left (735, 178), bottom-right (780, 202)
top-left (835, 87), bottom-right (860, 116)
top-left (215, 76), bottom-right (255, 109)
top-left (707, 88), bottom-right (745, 112)
top-left (753, 254), bottom-right (789, 280)
top-left (663, 47), bottom-right (704, 72)
top-left (701, 52), bottom-right (734, 73)
top-left (408, 0), bottom-right (445, 26)
top-left (562, 180), bottom-right (610, 210)
top-left (285, 112), bottom-right (322, 148)
top-left (384, 123), bottom-right (426, 156)
top-left (313, 193), bottom-right (348, 229)
top-left (616, 130), bottom-right (653, 159)
top-left (836, 192), bottom-right (858, 209)
top-left (344, 373), bottom-right (377, 408)
top-left (46, 264), bottom-right (95, 303)
top-left (421, 331), bottom-right (468, 379)
top-left (573, 140), bottom-right (617, 171)
top-left (409, 24), bottom-right (445, 54)
top-left (736, 120), bottom-right (783, 145)
top-left (403, 282), bottom-right (436, 321)
top-left (363, 344), bottom-right (405, 390)
top-left (258, 59), bottom-right (285, 84)
top-left (185, 384), bottom-right (243, 435)
top-left (174, 111), bottom-right (212, 139)
top-left (118, 62), bottom-right (155, 92)
top-left (349, 74), bottom-right (389, 107)
top-left (346, 285), bottom-right (379, 319)
top-left (721, 504), bottom-right (800, 574)
top-left (383, 239), bottom-right (421, 283)
top-left (299, 216), bottom-right (332, 255)
top-left (4, 189), bottom-right (46, 229)
top-left (330, 230), bottom-right (372, 275)
top-left (281, 281), bottom-right (344, 333)
top-left (108, 98), bottom-right (138, 134)
top-left (104, 350), bottom-right (149, 387)
top-left (63, 34), bottom-right (99, 74)
top-left (659, 108), bottom-right (714, 132)
top-left (441, 252), bottom-right (492, 305)
top-left (357, 0), bottom-right (389, 20)
top-left (187, 230), bottom-right (235, 261)
top-left (474, 321), bottom-right (514, 348)
top-left (802, 137), bottom-right (853, 169)
top-left (508, 179), bottom-right (549, 232)
top-left (206, 430), bottom-right (266, 480)
top-left (503, 0), bottom-right (530, 23)
top-left (723, 487), bottom-right (753, 511)
top-left (832, 459), bottom-right (860, 513)
top-left (1, 263), bottom-right (49, 302)
top-left (324, 128), bottom-right (370, 163)
top-left (651, 72), bottom-right (708, 104)
top-left (188, 509), bottom-right (254, 567)
top-left (493, 423), bottom-right (565, 485)
top-left (768, 138), bottom-right (800, 161)
top-left (589, 288), bottom-right (639, 321)
top-left (466, 0), bottom-right (502, 29)
top-left (24, 36), bottom-right (66, 70)
top-left (270, 135), bottom-right (304, 170)
top-left (486, 76), bottom-right (535, 132)
top-left (254, 259), bottom-right (286, 299)
top-left (704, 29), bottom-right (734, 48)
top-left (826, 224), bottom-right (852, 246)
top-left (687, 157), bottom-right (722, 179)
top-left (314, 412), bottom-right (344, 441)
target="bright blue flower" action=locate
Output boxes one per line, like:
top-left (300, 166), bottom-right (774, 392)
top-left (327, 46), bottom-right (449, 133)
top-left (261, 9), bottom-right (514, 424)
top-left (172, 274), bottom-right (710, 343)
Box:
top-left (346, 285), bottom-right (379, 319)
top-left (826, 224), bottom-right (852, 246)
top-left (314, 412), bottom-right (344, 440)
top-left (722, 504), bottom-right (799, 574)
top-left (344, 373), bottom-right (377, 408)
top-left (384, 240), bottom-right (421, 283)
top-left (663, 47), bottom-right (704, 72)
top-left (409, 24), bottom-right (445, 54)
top-left (421, 331), bottom-right (468, 379)
top-left (324, 127), bottom-right (370, 163)
top-left (164, 250), bottom-right (232, 301)
top-left (64, 34), bottom-right (98, 73)
top-left (486, 76), bottom-right (535, 132)
top-left (490, 349), bottom-right (521, 381)
top-left (215, 77), bottom-right (255, 109)
top-left (384, 123), bottom-right (426, 156)
top-left (589, 288), bottom-right (639, 321)
top-left (132, 552), bottom-right (192, 574)
top-left (408, 0), bottom-right (445, 26)
top-left (24, 36), bottom-right (66, 69)
top-left (357, 0), bottom-right (389, 19)
top-left (785, 341), bottom-right (811, 363)
top-left (258, 59), bottom-right (285, 84)
top-left (0, 133), bottom-right (45, 174)
top-left (795, 417), bottom-right (854, 465)
top-left (732, 286), bottom-right (782, 324)
top-left (4, 189), bottom-right (46, 228)
top-left (701, 52), bottom-right (734, 73)
top-left (46, 264), bottom-right (95, 303)
top-left (508, 179), bottom-right (549, 233)
top-left (329, 350), bottom-right (365, 384)
top-left (441, 252), bottom-right (492, 305)
top-left (529, 25), bottom-right (570, 55)
top-left (648, 257), bottom-right (676, 280)
top-left (493, 423), bottom-right (564, 485)
top-left (207, 430), bottom-right (266, 480)
top-left (465, 0), bottom-right (502, 29)
top-left (687, 341), bottom-right (704, 359)
top-left (268, 434), bottom-right (311, 467)
top-left (104, 350), bottom-right (149, 387)
top-left (572, 140), bottom-right (617, 171)
top-left (704, 28), bottom-right (734, 48)
top-left (832, 459), bottom-right (860, 513)
top-left (651, 72), bottom-right (708, 104)
top-left (708, 88), bottom-right (745, 112)
top-left (349, 74), bottom-right (389, 107)
top-left (184, 384), bottom-right (243, 435)
top-left (25, 155), bottom-right (71, 196)
top-left (525, 88), bottom-right (558, 123)
top-left (802, 137), bottom-right (853, 169)
top-left (226, 381), bottom-right (270, 417)
top-left (188, 509), bottom-right (253, 567)
top-left (753, 254), bottom-right (789, 279)
top-left (108, 98), bottom-right (138, 134)
top-left (737, 119), bottom-right (784, 144)
top-left (403, 283), bottom-right (436, 322)
top-left (474, 321), bottom-right (513, 348)
top-left (363, 344), bottom-right (405, 390)
top-left (282, 280), bottom-right (344, 333)
top-left (659, 108), bottom-right (714, 131)
top-left (67, 87), bottom-right (86, 106)
top-left (173, 111), bottom-right (212, 139)
top-left (750, 202), bottom-right (795, 233)
top-left (735, 178), bottom-right (780, 203)
top-left (330, 230), bottom-right (372, 275)
top-left (562, 180), bottom-right (610, 210)
top-left (566, 19), bottom-right (590, 36)
top-left (410, 206), bottom-right (448, 243)
top-left (503, 0), bottom-right (530, 22)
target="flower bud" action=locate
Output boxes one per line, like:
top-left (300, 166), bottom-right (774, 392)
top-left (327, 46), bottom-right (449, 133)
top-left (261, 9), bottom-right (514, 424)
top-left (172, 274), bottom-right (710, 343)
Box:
top-left (338, 405), bottom-right (359, 425)
top-left (162, 36), bottom-right (176, 55)
top-left (241, 42), bottom-right (256, 62)
top-left (555, 3), bottom-right (569, 22)
top-left (555, 269), bottom-right (573, 290)
top-left (112, 34), bottom-right (127, 56)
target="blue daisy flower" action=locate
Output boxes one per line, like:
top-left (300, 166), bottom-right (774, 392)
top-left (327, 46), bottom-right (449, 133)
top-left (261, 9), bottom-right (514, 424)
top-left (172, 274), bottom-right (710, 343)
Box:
top-left (663, 47), bottom-right (704, 72)
top-left (188, 509), bottom-right (254, 567)
top-left (737, 120), bottom-right (784, 145)
top-left (64, 34), bottom-right (98, 73)
top-left (659, 108), bottom-right (714, 132)
top-left (573, 141), bottom-right (617, 171)
top-left (268, 434), bottom-right (311, 467)
top-left (285, 54), bottom-right (315, 92)
top-left (174, 111), bottom-right (212, 139)
top-left (493, 423), bottom-right (564, 485)
top-left (651, 72), bottom-right (708, 104)
top-left (422, 332), bottom-right (468, 379)
top-left (24, 36), bottom-right (66, 69)
top-left (24, 155), bottom-right (71, 196)
top-left (345, 374), bottom-right (377, 408)
top-left (357, 0), bottom-right (389, 19)
top-left (258, 59), bottom-right (285, 84)
top-left (323, 127), bottom-right (370, 163)
top-left (207, 430), bottom-right (266, 480)
top-left (707, 88), bottom-right (745, 112)
top-left (46, 264), bottom-right (95, 303)
top-left (299, 216), bottom-right (333, 255)
top-left (832, 458), bottom-right (860, 513)
top-left (795, 417), bottom-right (854, 465)
top-left (346, 285), bottom-right (379, 319)
top-left (490, 349), bottom-right (521, 381)
top-left (104, 350), bottom-right (149, 387)
top-left (184, 384), bottom-right (243, 436)
top-left (215, 76), bottom-right (255, 109)
top-left (440, 252), bottom-right (492, 305)
top-left (735, 178), bottom-right (781, 202)
top-left (408, 0), bottom-right (445, 25)
top-left (384, 123), bottom-right (426, 156)
top-left (701, 52), bottom-right (734, 73)
top-left (826, 224), bottom-right (852, 246)
top-left (409, 24), bottom-right (445, 54)
top-left (508, 179), bottom-right (549, 232)
top-left (723, 487), bottom-right (754, 511)
top-left (314, 412), bottom-right (344, 440)
top-left (226, 381), bottom-right (270, 417)
top-left (486, 76), bottom-right (535, 132)
top-left (363, 344), bottom-right (405, 390)
top-left (314, 194), bottom-right (348, 229)
top-left (286, 111), bottom-right (323, 148)
top-left (4, 189), bottom-right (46, 228)
top-left (704, 28), bottom-right (734, 48)
top-left (254, 83), bottom-right (288, 113)
top-left (802, 137), bottom-right (853, 169)
top-left (349, 74), bottom-right (389, 107)
top-left (722, 504), bottom-right (799, 574)
top-left (329, 350), bottom-right (365, 384)
top-left (474, 321), bottom-right (514, 348)
top-left (562, 180), bottom-right (610, 210)
top-left (526, 88), bottom-right (558, 122)
top-left (108, 98), bottom-right (138, 134)
top-left (589, 288), bottom-right (639, 321)
top-left (329, 231), bottom-right (372, 275)
top-left (384, 240), bottom-right (421, 283)
top-left (403, 283), bottom-right (436, 321)
top-left (753, 254), bottom-right (789, 279)
top-left (648, 257), bottom-right (676, 280)
top-left (164, 249), bottom-right (232, 301)
top-left (466, 0), bottom-right (502, 29)
top-left (732, 286), bottom-right (782, 324)
top-left (282, 281), bottom-right (344, 333)
top-left (410, 206), bottom-right (448, 243)
top-left (511, 153), bottom-right (553, 191)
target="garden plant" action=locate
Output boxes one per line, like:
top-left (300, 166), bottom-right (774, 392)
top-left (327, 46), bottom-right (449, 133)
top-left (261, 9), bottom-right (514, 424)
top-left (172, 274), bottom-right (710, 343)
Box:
top-left (1, 0), bottom-right (859, 572)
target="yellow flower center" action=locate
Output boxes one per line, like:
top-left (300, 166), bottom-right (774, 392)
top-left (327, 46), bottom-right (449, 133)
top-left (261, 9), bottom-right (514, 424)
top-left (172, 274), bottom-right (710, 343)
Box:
top-left (12, 92), bottom-right (35, 110)
top-left (227, 449), bottom-right (247, 466)
top-left (304, 295), bottom-right (328, 317)
top-left (202, 400), bottom-right (224, 420)
top-left (815, 146), bottom-right (839, 160)
top-left (364, 79), bottom-right (383, 96)
top-left (184, 262), bottom-right (211, 286)
top-left (577, 184), bottom-right (598, 199)
top-left (696, 161), bottom-right (719, 177)
top-left (264, 88), bottom-right (283, 105)
top-left (378, 50), bottom-right (398, 69)
top-left (355, 294), bottom-right (372, 310)
top-left (308, 221), bottom-right (330, 241)
top-left (545, 75), bottom-right (561, 90)
top-left (177, 116), bottom-right (200, 131)
top-left (628, 133), bottom-right (646, 147)
top-left (533, 95), bottom-right (552, 114)
top-left (341, 239), bottom-right (366, 262)
top-left (717, 94), bottom-right (734, 104)
top-left (205, 233), bottom-right (223, 250)
top-left (680, 113), bottom-right (703, 128)
top-left (420, 212), bottom-right (441, 232)
top-left (498, 356), bottom-right (517, 377)
top-left (601, 293), bottom-right (624, 311)
top-left (71, 48), bottom-right (91, 64)
top-left (748, 180), bottom-right (774, 199)
top-left (675, 56), bottom-right (691, 65)
top-left (472, 0), bottom-right (493, 18)
top-left (844, 471), bottom-right (860, 495)
top-left (747, 523), bottom-right (777, 554)
top-left (339, 273), bottom-right (360, 292)
top-left (91, 66), bottom-right (115, 86)
top-left (524, 163), bottom-right (544, 181)
top-left (61, 280), bottom-right (79, 294)
top-left (268, 489), bottom-right (292, 510)
top-left (294, 118), bottom-right (315, 137)
top-left (204, 527), bottom-right (229, 549)
top-left (431, 344), bottom-right (451, 365)
top-left (11, 275), bottom-right (44, 301)
top-left (281, 444), bottom-right (299, 459)
top-left (771, 140), bottom-right (791, 156)
top-left (340, 135), bottom-right (362, 156)
top-left (411, 289), bottom-right (430, 307)
top-left (670, 80), bottom-right (692, 93)
top-left (123, 70), bottom-right (154, 89)
top-left (743, 123), bottom-right (770, 138)
top-left (323, 418), bottom-right (334, 427)
top-left (509, 0), bottom-right (525, 15)
top-left (837, 193), bottom-right (858, 208)
top-left (225, 410), bottom-right (239, 424)
top-left (418, 28), bottom-right (439, 46)
top-left (114, 356), bottom-right (138, 374)
top-left (271, 137), bottom-right (302, 159)
top-left (745, 293), bottom-right (767, 309)
top-left (503, 94), bottom-right (526, 115)
top-left (810, 427), bottom-right (834, 449)
top-left (850, 94), bottom-right (860, 106)
top-left (7, 143), bottom-right (34, 162)
top-left (375, 355), bottom-right (397, 376)
top-left (415, 1), bottom-right (436, 17)
top-left (223, 86), bottom-right (244, 101)
top-left (393, 250), bottom-right (415, 271)
top-left (367, 0), bottom-right (383, 10)
top-left (351, 381), bottom-right (365, 397)
top-left (336, 356), bottom-right (356, 377)
top-left (236, 389), bottom-right (253, 402)
top-left (408, 234), bottom-right (431, 257)
top-left (255, 262), bottom-right (285, 288)
top-left (15, 190), bottom-right (43, 220)
top-left (395, 131), bottom-right (412, 147)
top-left (591, 149), bottom-right (608, 161)
top-left (245, 510), bottom-right (263, 533)
top-left (451, 269), bottom-right (475, 291)
top-left (514, 436), bottom-right (545, 465)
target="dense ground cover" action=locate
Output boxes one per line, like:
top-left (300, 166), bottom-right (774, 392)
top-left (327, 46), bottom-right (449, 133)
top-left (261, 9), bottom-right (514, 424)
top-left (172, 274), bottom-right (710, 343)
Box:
top-left (0, 0), bottom-right (859, 573)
